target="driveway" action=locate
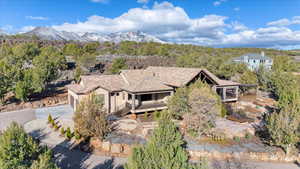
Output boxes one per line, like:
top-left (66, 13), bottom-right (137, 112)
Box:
top-left (1, 105), bottom-right (300, 169)
top-left (0, 109), bottom-right (36, 131)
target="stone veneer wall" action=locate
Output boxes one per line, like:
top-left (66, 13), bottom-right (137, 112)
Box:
top-left (90, 138), bottom-right (300, 162)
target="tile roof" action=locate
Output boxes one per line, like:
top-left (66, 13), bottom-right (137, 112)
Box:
top-left (67, 66), bottom-right (239, 94)
top-left (146, 66), bottom-right (202, 87)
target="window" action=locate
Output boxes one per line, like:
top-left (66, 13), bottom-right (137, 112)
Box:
top-left (128, 94), bottom-right (132, 100)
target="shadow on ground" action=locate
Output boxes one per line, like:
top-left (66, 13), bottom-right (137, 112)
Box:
top-left (52, 140), bottom-right (124, 169)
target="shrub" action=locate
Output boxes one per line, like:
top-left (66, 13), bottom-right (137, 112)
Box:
top-left (65, 127), bottom-right (73, 140)
top-left (125, 114), bottom-right (208, 169)
top-left (60, 127), bottom-right (65, 136)
top-left (53, 124), bottom-right (59, 131)
top-left (50, 119), bottom-right (55, 128)
top-left (233, 136), bottom-right (241, 142)
top-left (47, 114), bottom-right (53, 124)
top-left (220, 104), bottom-right (228, 118)
top-left (245, 132), bottom-right (252, 140)
top-left (153, 111), bottom-right (162, 121)
top-left (266, 106), bottom-right (300, 154)
top-left (0, 122), bottom-right (58, 169)
top-left (74, 131), bottom-right (81, 140)
top-left (73, 93), bottom-right (111, 140)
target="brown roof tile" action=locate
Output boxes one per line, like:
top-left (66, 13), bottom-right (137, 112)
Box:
top-left (67, 66), bottom-right (239, 94)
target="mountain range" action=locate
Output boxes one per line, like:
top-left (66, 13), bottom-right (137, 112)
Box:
top-left (17, 27), bottom-right (166, 43)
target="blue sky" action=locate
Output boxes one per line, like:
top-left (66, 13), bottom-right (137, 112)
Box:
top-left (1, 0), bottom-right (300, 48)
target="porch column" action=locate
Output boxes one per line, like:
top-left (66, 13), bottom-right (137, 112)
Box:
top-left (222, 87), bottom-right (227, 101)
top-left (132, 94), bottom-right (136, 113)
top-left (235, 86), bottom-right (239, 100)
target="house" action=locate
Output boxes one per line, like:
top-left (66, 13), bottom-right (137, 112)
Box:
top-left (66, 66), bottom-right (240, 114)
top-left (233, 52), bottom-right (273, 71)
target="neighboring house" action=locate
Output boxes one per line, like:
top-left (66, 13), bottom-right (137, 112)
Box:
top-left (233, 52), bottom-right (273, 71)
top-left (67, 66), bottom-right (240, 114)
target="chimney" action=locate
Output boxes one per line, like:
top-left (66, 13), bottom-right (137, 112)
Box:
top-left (261, 51), bottom-right (265, 57)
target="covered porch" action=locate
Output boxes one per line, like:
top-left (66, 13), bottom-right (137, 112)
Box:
top-left (127, 91), bottom-right (173, 114)
top-left (215, 85), bottom-right (239, 102)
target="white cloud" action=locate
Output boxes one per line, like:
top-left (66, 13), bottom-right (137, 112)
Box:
top-left (137, 0), bottom-right (149, 3)
top-left (267, 16), bottom-right (300, 26)
top-left (51, 1), bottom-right (300, 48)
top-left (90, 0), bottom-right (108, 3)
top-left (213, 0), bottom-right (227, 6)
top-left (234, 7), bottom-right (240, 11)
top-left (26, 16), bottom-right (48, 20)
top-left (231, 21), bottom-right (247, 31)
top-left (54, 1), bottom-right (227, 42)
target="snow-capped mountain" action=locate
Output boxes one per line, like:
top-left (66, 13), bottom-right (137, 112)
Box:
top-left (23, 27), bottom-right (89, 41)
top-left (21, 27), bottom-right (166, 43)
top-left (82, 32), bottom-right (111, 42)
top-left (108, 31), bottom-right (165, 43)
top-left (82, 31), bottom-right (165, 43)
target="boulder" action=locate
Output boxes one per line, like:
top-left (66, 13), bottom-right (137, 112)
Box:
top-left (111, 143), bottom-right (122, 154)
top-left (102, 141), bottom-right (111, 152)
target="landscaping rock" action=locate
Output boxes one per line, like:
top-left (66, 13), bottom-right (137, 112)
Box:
top-left (214, 118), bottom-right (255, 138)
top-left (102, 141), bottom-right (111, 152)
top-left (90, 137), bottom-right (102, 149)
top-left (122, 144), bottom-right (131, 155)
top-left (111, 143), bottom-right (122, 154)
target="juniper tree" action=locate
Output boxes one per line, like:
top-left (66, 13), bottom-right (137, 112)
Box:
top-left (125, 114), bottom-right (207, 169)
top-left (73, 93), bottom-right (111, 140)
top-left (0, 122), bottom-right (58, 169)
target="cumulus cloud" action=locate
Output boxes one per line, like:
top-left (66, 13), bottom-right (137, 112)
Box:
top-left (267, 16), bottom-right (300, 26)
top-left (52, 1), bottom-right (300, 48)
top-left (26, 16), bottom-right (48, 20)
top-left (53, 1), bottom-right (227, 42)
top-left (231, 21), bottom-right (247, 31)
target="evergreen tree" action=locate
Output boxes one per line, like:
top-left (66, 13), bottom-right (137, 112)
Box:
top-left (167, 87), bottom-right (190, 119)
top-left (125, 114), bottom-right (207, 169)
top-left (0, 122), bottom-right (58, 169)
top-left (109, 58), bottom-right (127, 74)
top-left (30, 150), bottom-right (59, 169)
